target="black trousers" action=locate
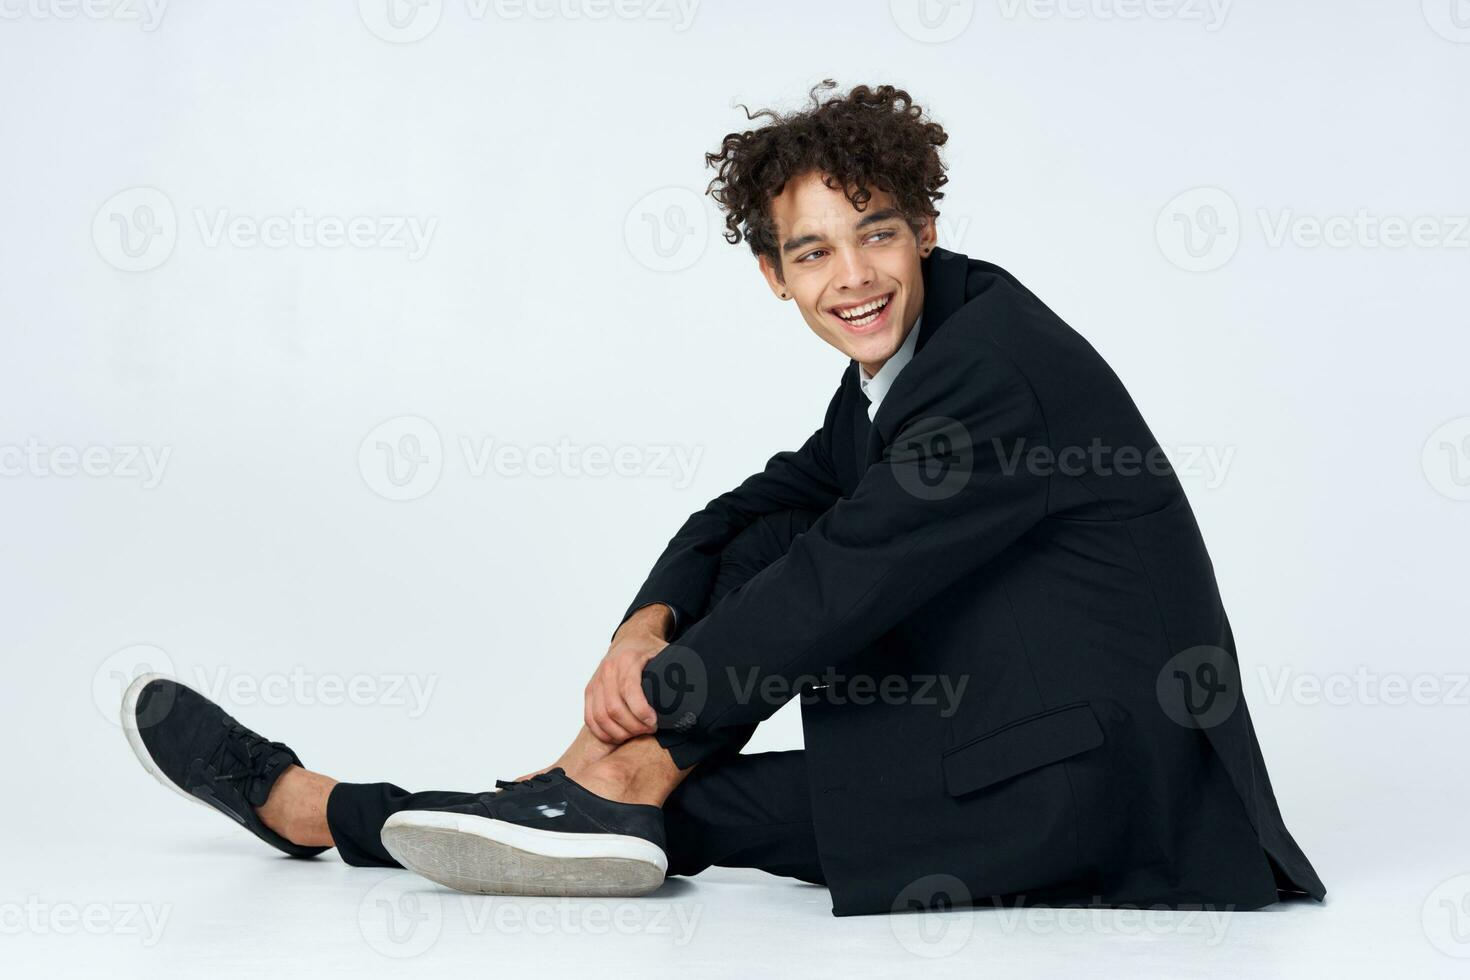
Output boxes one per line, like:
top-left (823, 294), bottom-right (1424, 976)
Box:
top-left (325, 508), bottom-right (828, 887)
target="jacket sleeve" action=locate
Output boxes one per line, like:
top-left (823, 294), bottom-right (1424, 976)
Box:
top-left (641, 338), bottom-right (1050, 735)
top-left (610, 381), bottom-right (848, 642)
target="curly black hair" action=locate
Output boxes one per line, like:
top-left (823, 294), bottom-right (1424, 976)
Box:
top-left (704, 79), bottom-right (949, 277)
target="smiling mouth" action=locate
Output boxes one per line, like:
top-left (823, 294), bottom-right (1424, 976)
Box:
top-left (829, 291), bottom-right (894, 330)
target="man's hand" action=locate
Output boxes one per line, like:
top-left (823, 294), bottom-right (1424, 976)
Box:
top-left (585, 603), bottom-right (673, 744)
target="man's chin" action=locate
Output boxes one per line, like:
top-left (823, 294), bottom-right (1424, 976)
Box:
top-left (844, 330), bottom-right (899, 365)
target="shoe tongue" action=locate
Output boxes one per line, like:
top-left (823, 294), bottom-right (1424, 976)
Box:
top-left (244, 748), bottom-right (297, 807)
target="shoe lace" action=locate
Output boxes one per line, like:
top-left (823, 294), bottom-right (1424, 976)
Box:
top-left (208, 719), bottom-right (288, 789)
top-left (493, 770), bottom-right (562, 793)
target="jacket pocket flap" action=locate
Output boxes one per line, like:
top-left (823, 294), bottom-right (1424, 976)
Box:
top-left (942, 702), bottom-right (1103, 797)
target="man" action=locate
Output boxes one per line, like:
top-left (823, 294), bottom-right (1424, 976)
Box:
top-left (122, 81), bottom-right (1326, 916)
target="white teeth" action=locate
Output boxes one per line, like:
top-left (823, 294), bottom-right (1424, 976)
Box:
top-left (835, 293), bottom-right (891, 323)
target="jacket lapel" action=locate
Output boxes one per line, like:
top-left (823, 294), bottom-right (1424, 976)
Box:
top-left (859, 246), bottom-right (972, 466)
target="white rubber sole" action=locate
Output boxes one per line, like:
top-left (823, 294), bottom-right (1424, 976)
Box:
top-left (120, 671), bottom-right (213, 813)
top-left (381, 809), bottom-right (668, 897)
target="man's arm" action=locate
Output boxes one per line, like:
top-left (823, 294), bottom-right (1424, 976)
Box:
top-left (609, 381), bottom-right (848, 643)
top-left (640, 339), bottom-right (1049, 739)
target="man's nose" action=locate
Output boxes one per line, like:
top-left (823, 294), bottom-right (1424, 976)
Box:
top-left (832, 247), bottom-right (876, 290)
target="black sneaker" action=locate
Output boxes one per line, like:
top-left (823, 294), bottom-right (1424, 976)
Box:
top-left (120, 673), bottom-right (328, 859)
top-left (381, 769), bottom-right (666, 896)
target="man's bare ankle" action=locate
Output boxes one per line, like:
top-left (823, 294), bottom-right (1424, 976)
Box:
top-left (566, 736), bottom-right (687, 808)
top-left (257, 765), bottom-right (337, 847)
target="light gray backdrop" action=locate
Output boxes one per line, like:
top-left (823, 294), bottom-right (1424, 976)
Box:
top-left (1, 2), bottom-right (1466, 977)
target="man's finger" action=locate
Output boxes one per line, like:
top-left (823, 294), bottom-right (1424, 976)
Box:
top-left (622, 678), bottom-right (658, 730)
top-left (616, 659), bottom-right (658, 732)
top-left (593, 687), bottom-right (634, 743)
top-left (603, 685), bottom-right (650, 739)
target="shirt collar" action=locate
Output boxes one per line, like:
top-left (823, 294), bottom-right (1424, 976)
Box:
top-left (858, 314), bottom-right (922, 421)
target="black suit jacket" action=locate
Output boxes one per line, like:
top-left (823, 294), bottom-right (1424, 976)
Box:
top-left (617, 246), bottom-right (1326, 916)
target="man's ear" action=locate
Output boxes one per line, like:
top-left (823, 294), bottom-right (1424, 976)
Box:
top-left (757, 254), bottom-right (789, 300)
top-left (915, 214), bottom-right (938, 255)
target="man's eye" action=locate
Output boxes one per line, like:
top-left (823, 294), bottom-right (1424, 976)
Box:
top-left (798, 249), bottom-right (828, 263)
top-left (866, 230), bottom-right (896, 244)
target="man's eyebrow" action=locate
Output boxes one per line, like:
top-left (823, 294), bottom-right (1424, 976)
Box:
top-left (780, 207), bottom-right (906, 255)
top-left (854, 207), bottom-right (904, 229)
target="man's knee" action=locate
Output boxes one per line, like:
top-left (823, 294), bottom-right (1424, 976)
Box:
top-left (709, 509), bottom-right (821, 611)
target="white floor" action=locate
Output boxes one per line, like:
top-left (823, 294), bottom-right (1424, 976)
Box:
top-left (11, 637), bottom-right (1469, 978)
top-left (7, 809), bottom-right (1467, 979)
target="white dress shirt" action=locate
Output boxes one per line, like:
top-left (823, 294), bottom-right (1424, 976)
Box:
top-left (858, 314), bottom-right (922, 421)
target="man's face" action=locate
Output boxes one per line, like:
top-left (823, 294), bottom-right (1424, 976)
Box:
top-left (759, 170), bottom-right (935, 376)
